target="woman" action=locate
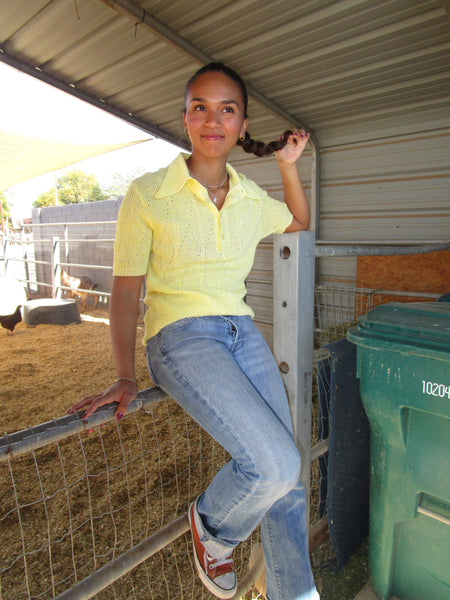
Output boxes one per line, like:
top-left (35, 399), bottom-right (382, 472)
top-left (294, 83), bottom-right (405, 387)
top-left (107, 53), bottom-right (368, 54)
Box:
top-left (68, 63), bottom-right (319, 600)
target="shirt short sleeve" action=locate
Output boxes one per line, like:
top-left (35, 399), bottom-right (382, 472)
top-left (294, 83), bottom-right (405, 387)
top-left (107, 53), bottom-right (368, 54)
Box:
top-left (113, 181), bottom-right (153, 276)
top-left (258, 190), bottom-right (294, 240)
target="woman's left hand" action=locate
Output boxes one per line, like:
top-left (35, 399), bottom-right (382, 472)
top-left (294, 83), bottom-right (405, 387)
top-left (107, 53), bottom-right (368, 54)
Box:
top-left (276, 129), bottom-right (310, 165)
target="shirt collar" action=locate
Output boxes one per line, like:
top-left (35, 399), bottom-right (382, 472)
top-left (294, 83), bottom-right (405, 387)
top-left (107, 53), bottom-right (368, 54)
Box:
top-left (155, 152), bottom-right (259, 200)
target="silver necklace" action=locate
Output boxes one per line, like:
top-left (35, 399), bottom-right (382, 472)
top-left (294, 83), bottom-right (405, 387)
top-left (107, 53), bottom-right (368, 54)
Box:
top-left (189, 170), bottom-right (228, 204)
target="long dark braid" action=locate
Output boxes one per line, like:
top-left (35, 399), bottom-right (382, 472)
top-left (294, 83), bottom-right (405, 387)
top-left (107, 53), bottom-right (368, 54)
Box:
top-left (237, 130), bottom-right (293, 157)
top-left (184, 63), bottom-right (294, 158)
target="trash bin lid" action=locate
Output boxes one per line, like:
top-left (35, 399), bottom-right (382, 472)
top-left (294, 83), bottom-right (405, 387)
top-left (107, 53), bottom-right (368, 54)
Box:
top-left (349, 302), bottom-right (450, 351)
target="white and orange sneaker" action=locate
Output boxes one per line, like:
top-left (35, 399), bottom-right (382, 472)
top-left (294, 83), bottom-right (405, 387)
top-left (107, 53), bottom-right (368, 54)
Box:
top-left (188, 499), bottom-right (237, 599)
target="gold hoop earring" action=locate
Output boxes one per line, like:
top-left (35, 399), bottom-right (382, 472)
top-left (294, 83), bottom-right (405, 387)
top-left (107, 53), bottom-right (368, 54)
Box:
top-left (239, 134), bottom-right (245, 142)
top-left (184, 129), bottom-right (190, 140)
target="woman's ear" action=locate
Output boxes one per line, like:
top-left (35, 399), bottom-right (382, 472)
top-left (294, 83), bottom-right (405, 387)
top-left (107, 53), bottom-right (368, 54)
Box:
top-left (240, 117), bottom-right (248, 139)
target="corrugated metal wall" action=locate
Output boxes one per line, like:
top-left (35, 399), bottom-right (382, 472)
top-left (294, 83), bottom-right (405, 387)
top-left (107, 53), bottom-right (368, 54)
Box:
top-left (318, 116), bottom-right (450, 284)
top-left (231, 113), bottom-right (450, 343)
top-left (230, 147), bottom-right (314, 347)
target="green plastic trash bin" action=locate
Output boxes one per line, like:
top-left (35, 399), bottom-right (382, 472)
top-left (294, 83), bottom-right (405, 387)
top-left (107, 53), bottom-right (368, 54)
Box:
top-left (347, 302), bottom-right (450, 600)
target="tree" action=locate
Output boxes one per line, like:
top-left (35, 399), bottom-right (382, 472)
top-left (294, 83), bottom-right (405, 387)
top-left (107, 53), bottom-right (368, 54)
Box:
top-left (103, 167), bottom-right (147, 200)
top-left (33, 189), bottom-right (57, 208)
top-left (33, 170), bottom-right (107, 207)
top-left (57, 171), bottom-right (106, 204)
top-left (1, 191), bottom-right (11, 232)
top-left (1, 191), bottom-right (10, 218)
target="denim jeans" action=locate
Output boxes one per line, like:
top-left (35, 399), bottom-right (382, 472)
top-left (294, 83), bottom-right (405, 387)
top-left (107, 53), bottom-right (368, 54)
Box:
top-left (146, 315), bottom-right (319, 600)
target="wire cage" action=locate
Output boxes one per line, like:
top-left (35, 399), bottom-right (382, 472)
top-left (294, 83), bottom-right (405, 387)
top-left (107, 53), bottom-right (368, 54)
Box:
top-left (314, 285), bottom-right (379, 348)
top-left (310, 285), bottom-right (376, 564)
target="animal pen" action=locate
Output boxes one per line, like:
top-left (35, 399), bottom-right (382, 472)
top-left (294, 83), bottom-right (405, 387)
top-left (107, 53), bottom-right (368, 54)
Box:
top-left (0, 225), bottom-right (448, 600)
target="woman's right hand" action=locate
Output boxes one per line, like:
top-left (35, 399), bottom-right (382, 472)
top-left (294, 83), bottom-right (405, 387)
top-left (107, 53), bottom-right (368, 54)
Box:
top-left (66, 378), bottom-right (138, 422)
top-left (67, 274), bottom-right (143, 424)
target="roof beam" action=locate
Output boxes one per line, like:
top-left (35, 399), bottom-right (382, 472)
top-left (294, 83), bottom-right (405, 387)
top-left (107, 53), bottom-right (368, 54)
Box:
top-left (101, 0), bottom-right (310, 132)
top-left (0, 51), bottom-right (187, 151)
top-left (101, 0), bottom-right (321, 234)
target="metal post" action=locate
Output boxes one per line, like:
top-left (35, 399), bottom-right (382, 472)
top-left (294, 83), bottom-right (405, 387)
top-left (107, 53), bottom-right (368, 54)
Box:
top-left (273, 230), bottom-right (315, 520)
top-left (64, 223), bottom-right (69, 267)
top-left (21, 226), bottom-right (31, 296)
top-left (53, 236), bottom-right (61, 298)
top-left (55, 514), bottom-right (189, 600)
top-left (308, 135), bottom-right (320, 237)
top-left (3, 235), bottom-right (9, 277)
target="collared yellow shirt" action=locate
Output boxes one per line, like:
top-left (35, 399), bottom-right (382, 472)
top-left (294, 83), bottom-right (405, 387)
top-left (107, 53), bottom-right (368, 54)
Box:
top-left (113, 153), bottom-right (293, 342)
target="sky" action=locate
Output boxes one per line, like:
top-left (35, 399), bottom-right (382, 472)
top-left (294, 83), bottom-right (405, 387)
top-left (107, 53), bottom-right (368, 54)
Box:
top-left (0, 62), bottom-right (182, 220)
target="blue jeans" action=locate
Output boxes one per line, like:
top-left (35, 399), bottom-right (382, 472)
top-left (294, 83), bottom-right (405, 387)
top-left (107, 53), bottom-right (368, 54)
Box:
top-left (146, 316), bottom-right (319, 600)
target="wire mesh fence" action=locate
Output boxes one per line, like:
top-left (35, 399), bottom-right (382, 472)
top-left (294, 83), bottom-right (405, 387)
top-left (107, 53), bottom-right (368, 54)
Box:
top-left (0, 392), bottom-right (260, 600)
top-left (4, 225), bottom-right (435, 598)
top-left (310, 285), bottom-right (376, 537)
top-left (1, 223), bottom-right (116, 305)
top-left (313, 285), bottom-right (379, 348)
top-left (0, 361), bottom-right (338, 599)
top-left (0, 273), bottom-right (374, 599)
top-left (310, 349), bottom-right (331, 529)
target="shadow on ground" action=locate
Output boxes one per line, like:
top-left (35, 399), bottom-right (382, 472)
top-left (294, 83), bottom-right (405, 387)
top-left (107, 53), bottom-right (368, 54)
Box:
top-left (311, 537), bottom-right (370, 600)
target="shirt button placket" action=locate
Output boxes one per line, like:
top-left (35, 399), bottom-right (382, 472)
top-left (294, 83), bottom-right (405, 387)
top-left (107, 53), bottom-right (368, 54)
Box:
top-left (217, 212), bottom-right (223, 252)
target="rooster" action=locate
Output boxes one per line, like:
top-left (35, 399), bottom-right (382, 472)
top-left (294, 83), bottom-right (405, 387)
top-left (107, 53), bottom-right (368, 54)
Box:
top-left (0, 305), bottom-right (22, 334)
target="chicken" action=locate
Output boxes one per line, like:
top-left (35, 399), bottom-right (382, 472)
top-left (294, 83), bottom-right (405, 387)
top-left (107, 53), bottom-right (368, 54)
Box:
top-left (0, 305), bottom-right (22, 334)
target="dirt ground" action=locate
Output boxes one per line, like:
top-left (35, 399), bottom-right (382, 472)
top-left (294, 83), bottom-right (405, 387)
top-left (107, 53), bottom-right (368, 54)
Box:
top-left (0, 305), bottom-right (150, 435)
top-left (0, 303), bottom-right (230, 599)
top-left (0, 302), bottom-right (369, 599)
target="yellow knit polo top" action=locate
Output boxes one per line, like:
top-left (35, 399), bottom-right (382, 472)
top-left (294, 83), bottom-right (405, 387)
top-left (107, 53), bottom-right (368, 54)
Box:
top-left (113, 153), bottom-right (293, 343)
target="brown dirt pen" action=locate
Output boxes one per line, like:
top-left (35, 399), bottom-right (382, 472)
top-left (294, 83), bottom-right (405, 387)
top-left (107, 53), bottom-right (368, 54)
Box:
top-left (0, 309), bottom-right (259, 599)
top-left (0, 308), bottom-right (369, 599)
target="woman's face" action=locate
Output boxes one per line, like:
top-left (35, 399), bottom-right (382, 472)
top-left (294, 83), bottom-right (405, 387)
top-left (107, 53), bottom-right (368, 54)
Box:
top-left (183, 71), bottom-right (248, 160)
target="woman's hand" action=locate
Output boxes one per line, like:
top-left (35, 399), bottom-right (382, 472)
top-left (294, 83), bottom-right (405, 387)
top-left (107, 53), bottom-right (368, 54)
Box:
top-left (67, 274), bottom-right (143, 424)
top-left (276, 129), bottom-right (310, 166)
top-left (275, 129), bottom-right (311, 232)
top-left (67, 378), bottom-right (138, 422)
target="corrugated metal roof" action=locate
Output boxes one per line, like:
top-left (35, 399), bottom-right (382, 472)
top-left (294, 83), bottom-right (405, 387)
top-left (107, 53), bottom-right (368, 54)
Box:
top-left (2, 1), bottom-right (447, 341)
top-left (1, 0), bottom-right (448, 148)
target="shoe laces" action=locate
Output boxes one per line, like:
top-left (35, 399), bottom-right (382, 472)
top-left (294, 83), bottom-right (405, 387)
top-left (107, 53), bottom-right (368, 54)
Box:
top-left (205, 551), bottom-right (233, 571)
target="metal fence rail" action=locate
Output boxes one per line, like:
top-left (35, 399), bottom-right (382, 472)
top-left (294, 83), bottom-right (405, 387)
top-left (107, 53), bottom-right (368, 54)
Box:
top-left (1, 226), bottom-right (134, 308)
top-left (0, 388), bottom-right (262, 600)
top-left (2, 222), bottom-right (118, 306)
top-left (0, 378), bottom-right (330, 600)
top-left (1, 224), bottom-right (448, 599)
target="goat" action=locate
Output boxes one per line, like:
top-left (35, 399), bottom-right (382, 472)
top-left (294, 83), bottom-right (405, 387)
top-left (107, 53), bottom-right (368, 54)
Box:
top-left (60, 268), bottom-right (98, 312)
